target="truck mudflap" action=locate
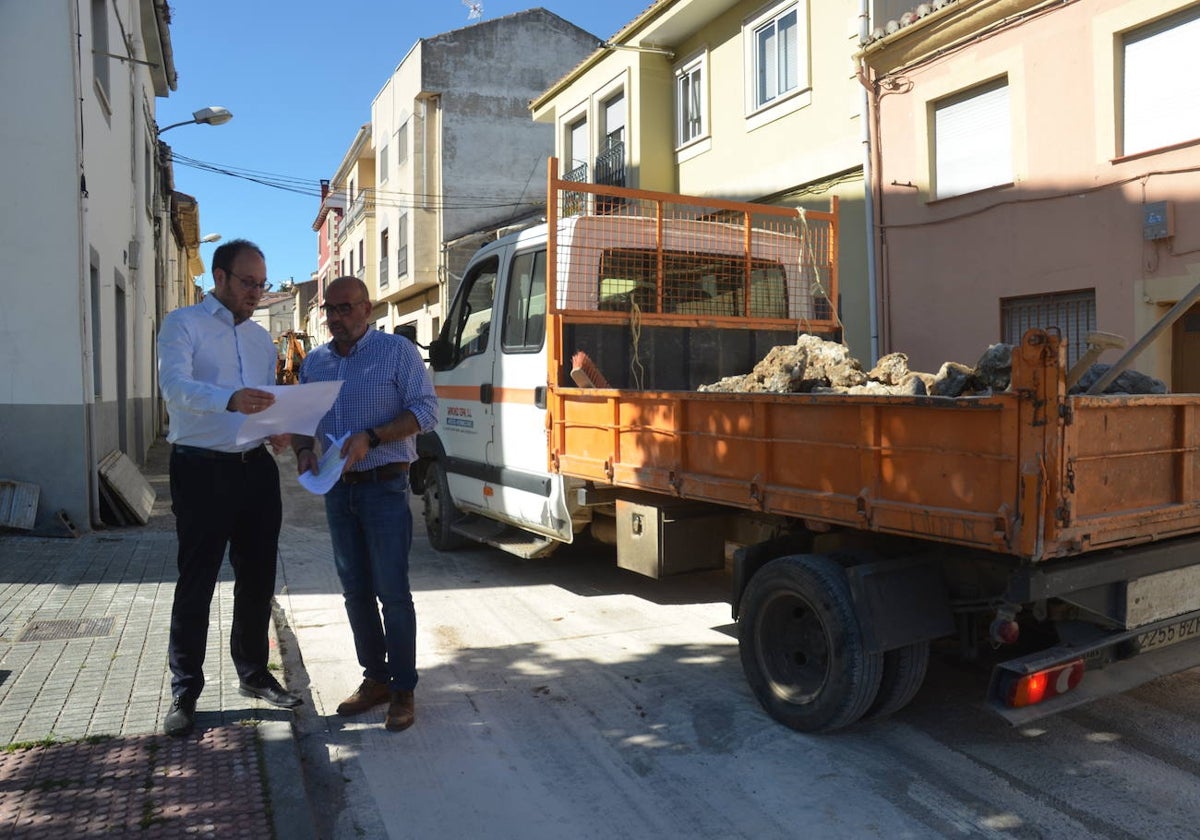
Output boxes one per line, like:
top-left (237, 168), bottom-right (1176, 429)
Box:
top-left (988, 607), bottom-right (1200, 725)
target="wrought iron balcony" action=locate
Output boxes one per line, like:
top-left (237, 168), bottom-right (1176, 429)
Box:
top-left (594, 142), bottom-right (625, 188)
top-left (594, 142), bottom-right (626, 214)
top-left (561, 162), bottom-right (588, 216)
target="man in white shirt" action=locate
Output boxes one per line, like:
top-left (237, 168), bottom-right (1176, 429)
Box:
top-left (156, 238), bottom-right (301, 737)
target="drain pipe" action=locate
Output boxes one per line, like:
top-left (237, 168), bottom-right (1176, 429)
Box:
top-left (859, 0), bottom-right (880, 365)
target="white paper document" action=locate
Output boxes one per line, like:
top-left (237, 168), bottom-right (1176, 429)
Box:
top-left (298, 432), bottom-right (351, 496)
top-left (235, 381), bottom-right (343, 445)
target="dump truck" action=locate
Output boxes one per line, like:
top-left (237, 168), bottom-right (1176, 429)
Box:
top-left (413, 159), bottom-right (1200, 732)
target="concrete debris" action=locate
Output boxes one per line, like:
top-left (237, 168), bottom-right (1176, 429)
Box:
top-left (1069, 364), bottom-right (1167, 396)
top-left (973, 343), bottom-right (1013, 391)
top-left (698, 336), bottom-right (1166, 396)
top-left (699, 335), bottom-right (868, 394)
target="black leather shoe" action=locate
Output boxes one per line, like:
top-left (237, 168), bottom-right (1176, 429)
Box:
top-left (238, 674), bottom-right (302, 709)
top-left (164, 696), bottom-right (196, 737)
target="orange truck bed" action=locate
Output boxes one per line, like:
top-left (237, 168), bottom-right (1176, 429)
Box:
top-left (549, 330), bottom-right (1200, 563)
top-left (542, 165), bottom-right (1200, 563)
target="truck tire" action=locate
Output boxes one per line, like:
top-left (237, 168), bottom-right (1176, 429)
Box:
top-left (863, 640), bottom-right (929, 720)
top-left (423, 461), bottom-right (467, 551)
top-left (739, 555), bottom-right (883, 732)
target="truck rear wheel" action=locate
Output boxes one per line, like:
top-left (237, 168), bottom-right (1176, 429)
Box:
top-left (863, 641), bottom-right (929, 720)
top-left (423, 461), bottom-right (467, 551)
top-left (739, 555), bottom-right (882, 732)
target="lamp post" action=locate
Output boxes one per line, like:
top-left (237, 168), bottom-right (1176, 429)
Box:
top-left (198, 234), bottom-right (222, 293)
top-left (157, 106), bottom-right (233, 135)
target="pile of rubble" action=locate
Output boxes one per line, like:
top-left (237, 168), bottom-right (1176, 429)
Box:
top-left (697, 334), bottom-right (1166, 397)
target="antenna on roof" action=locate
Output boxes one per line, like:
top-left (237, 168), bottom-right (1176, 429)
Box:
top-left (463, 0), bottom-right (483, 20)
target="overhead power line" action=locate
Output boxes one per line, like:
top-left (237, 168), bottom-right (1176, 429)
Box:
top-left (168, 152), bottom-right (549, 212)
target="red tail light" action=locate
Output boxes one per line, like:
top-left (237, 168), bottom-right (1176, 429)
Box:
top-left (1005, 659), bottom-right (1085, 708)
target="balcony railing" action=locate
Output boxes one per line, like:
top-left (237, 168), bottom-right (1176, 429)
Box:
top-left (561, 162), bottom-right (588, 217)
top-left (344, 189), bottom-right (376, 230)
top-left (594, 142), bottom-right (625, 188)
top-left (594, 142), bottom-right (626, 215)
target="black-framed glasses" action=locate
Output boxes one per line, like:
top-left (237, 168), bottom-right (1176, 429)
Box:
top-left (320, 300), bottom-right (366, 317)
top-left (225, 270), bottom-right (272, 292)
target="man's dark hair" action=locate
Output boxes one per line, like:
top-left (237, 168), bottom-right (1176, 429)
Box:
top-left (211, 239), bottom-right (264, 276)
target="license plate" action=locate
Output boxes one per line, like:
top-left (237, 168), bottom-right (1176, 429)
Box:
top-left (1137, 615), bottom-right (1200, 653)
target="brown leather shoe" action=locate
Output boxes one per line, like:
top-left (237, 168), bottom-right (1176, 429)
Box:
top-left (336, 678), bottom-right (391, 716)
top-left (385, 690), bottom-right (415, 731)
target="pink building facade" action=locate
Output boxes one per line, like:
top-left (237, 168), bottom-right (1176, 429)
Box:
top-left (862, 0), bottom-right (1200, 390)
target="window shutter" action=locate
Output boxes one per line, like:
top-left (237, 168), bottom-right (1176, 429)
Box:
top-left (1124, 12), bottom-right (1200, 156)
top-left (935, 80), bottom-right (1012, 199)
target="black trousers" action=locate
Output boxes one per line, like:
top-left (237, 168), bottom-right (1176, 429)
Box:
top-left (167, 446), bottom-right (282, 700)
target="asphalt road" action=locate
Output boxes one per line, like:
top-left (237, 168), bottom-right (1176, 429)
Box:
top-left (274, 473), bottom-right (1200, 840)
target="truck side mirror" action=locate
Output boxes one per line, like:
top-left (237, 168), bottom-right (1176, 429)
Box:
top-left (427, 338), bottom-right (454, 371)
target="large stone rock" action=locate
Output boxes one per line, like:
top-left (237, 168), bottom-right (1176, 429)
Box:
top-left (1069, 364), bottom-right (1167, 395)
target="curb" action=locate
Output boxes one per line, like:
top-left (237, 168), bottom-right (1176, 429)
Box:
top-left (263, 598), bottom-right (318, 840)
top-left (259, 720), bottom-right (317, 840)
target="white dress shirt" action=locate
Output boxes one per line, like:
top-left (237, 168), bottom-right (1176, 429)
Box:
top-left (157, 294), bottom-right (278, 452)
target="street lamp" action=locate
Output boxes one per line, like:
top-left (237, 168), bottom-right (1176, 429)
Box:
top-left (157, 106), bottom-right (233, 135)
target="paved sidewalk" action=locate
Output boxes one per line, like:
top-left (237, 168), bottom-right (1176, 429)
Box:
top-left (0, 438), bottom-right (314, 838)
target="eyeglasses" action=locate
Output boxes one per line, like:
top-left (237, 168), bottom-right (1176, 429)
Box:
top-left (225, 270), bottom-right (272, 292)
top-left (321, 301), bottom-right (366, 317)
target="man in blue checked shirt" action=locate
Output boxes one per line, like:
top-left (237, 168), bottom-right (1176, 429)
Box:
top-left (292, 276), bottom-right (438, 732)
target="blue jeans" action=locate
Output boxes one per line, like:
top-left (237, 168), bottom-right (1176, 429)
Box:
top-left (324, 477), bottom-right (417, 691)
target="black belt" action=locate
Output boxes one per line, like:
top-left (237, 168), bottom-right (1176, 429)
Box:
top-left (341, 462), bottom-right (409, 485)
top-left (173, 444), bottom-right (268, 463)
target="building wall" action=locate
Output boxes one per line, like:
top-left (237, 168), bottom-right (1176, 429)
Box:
top-left (866, 0), bottom-right (1200, 379)
top-left (531, 0), bottom-right (874, 359)
top-left (365, 11), bottom-right (599, 342)
top-left (0, 0), bottom-right (166, 532)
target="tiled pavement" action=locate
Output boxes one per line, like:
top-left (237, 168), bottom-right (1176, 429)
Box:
top-left (0, 439), bottom-right (313, 839)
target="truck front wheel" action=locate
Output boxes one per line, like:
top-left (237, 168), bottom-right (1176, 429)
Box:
top-left (739, 555), bottom-right (882, 732)
top-left (423, 461), bottom-right (467, 551)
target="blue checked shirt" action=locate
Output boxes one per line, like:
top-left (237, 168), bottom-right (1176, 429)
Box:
top-left (300, 329), bottom-right (438, 471)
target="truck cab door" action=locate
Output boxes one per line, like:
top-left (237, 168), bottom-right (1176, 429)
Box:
top-left (430, 252), bottom-right (502, 517)
top-left (489, 246), bottom-right (573, 542)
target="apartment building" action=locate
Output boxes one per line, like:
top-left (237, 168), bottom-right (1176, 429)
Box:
top-left (861, 0), bottom-right (1200, 384)
top-left (312, 9), bottom-right (600, 345)
top-left (529, 0), bottom-right (916, 362)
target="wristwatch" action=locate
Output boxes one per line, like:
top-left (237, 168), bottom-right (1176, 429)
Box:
top-left (366, 428), bottom-right (382, 449)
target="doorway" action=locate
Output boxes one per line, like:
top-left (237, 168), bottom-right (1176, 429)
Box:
top-left (1171, 304), bottom-right (1200, 393)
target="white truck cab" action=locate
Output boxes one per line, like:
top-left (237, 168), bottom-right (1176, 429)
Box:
top-left (416, 209), bottom-right (818, 559)
top-left (417, 222), bottom-right (571, 557)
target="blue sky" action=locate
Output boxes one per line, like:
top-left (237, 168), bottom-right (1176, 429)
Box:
top-left (158, 1), bottom-right (652, 290)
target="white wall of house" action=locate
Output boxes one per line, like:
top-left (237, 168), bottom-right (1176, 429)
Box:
top-left (0, 0), bottom-right (172, 533)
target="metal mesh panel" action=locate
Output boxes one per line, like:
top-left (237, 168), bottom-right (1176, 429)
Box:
top-left (549, 184), bottom-right (836, 333)
top-left (1001, 289), bottom-right (1096, 368)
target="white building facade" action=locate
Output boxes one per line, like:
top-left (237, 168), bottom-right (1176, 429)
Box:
top-left (0, 1), bottom-right (177, 533)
